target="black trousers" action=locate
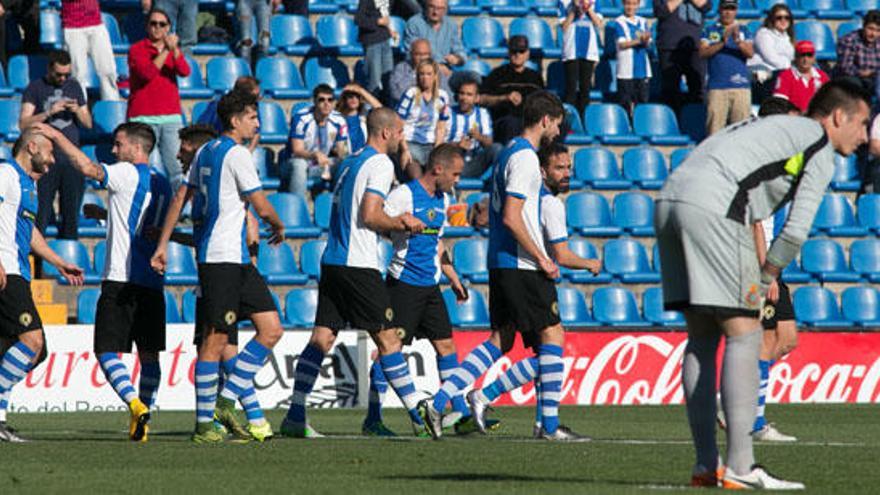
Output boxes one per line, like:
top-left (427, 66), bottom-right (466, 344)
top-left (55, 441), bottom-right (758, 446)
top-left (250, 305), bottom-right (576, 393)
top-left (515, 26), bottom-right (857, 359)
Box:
top-left (659, 44), bottom-right (706, 112)
top-left (0, 0), bottom-right (40, 67)
top-left (564, 59), bottom-right (596, 116)
top-left (37, 149), bottom-right (85, 240)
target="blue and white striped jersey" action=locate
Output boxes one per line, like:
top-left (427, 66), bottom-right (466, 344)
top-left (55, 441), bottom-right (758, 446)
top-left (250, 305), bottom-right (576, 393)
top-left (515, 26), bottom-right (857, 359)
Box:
top-left (447, 105), bottom-right (493, 152)
top-left (614, 15), bottom-right (652, 79)
top-left (287, 107), bottom-right (349, 159)
top-left (0, 160), bottom-right (37, 281)
top-left (540, 187), bottom-right (568, 253)
top-left (397, 87), bottom-right (451, 145)
top-left (558, 0), bottom-right (603, 62)
top-left (385, 180), bottom-right (450, 286)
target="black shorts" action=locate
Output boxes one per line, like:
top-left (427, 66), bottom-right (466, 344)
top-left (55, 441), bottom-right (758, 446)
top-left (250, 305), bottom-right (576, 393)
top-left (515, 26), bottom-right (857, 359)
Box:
top-left (94, 281), bottom-right (166, 353)
top-left (0, 275), bottom-right (42, 338)
top-left (196, 263), bottom-right (277, 334)
top-left (386, 278), bottom-right (452, 345)
top-left (315, 265), bottom-right (393, 332)
top-left (761, 279), bottom-right (795, 330)
top-left (192, 295), bottom-right (238, 347)
top-left (489, 269), bottom-right (560, 347)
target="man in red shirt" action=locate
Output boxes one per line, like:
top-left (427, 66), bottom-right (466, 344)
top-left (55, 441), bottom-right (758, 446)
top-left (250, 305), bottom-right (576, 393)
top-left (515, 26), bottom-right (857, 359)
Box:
top-left (772, 40), bottom-right (830, 113)
top-left (61, 0), bottom-right (121, 101)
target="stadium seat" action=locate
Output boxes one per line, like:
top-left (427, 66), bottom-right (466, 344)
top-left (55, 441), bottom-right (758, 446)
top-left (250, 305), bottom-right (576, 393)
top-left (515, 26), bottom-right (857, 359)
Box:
top-left (377, 239), bottom-right (393, 275)
top-left (164, 290), bottom-right (182, 323)
top-left (462, 17), bottom-right (507, 58)
top-left (652, 243), bottom-right (662, 273)
top-left (315, 15), bottom-right (362, 56)
top-left (755, 0), bottom-right (807, 17)
top-left (794, 21), bottom-right (837, 60)
top-left (595, 0), bottom-right (623, 16)
top-left (45, 240), bottom-right (100, 284)
top-left (457, 58), bottom-right (492, 78)
top-left (793, 286), bottom-right (850, 327)
top-left (86, 101), bottom-right (127, 142)
top-left (603, 239), bottom-right (660, 283)
top-left (191, 101), bottom-right (211, 123)
top-left (643, 287), bottom-right (686, 327)
top-left (847, 0), bottom-right (879, 14)
top-left (831, 153), bottom-right (860, 191)
top-left (266, 193), bottom-right (322, 237)
top-left (206, 57), bottom-right (252, 93)
top-left (572, 148), bottom-right (632, 189)
top-left (584, 103), bottom-right (642, 145)
top-left (509, 16), bottom-right (560, 58)
top-left (736, 0), bottom-right (762, 18)
top-left (621, 147), bottom-right (668, 190)
top-left (857, 194), bottom-right (880, 233)
top-left (308, 0), bottom-right (340, 14)
top-left (177, 55), bottom-right (214, 99)
top-left (801, 0), bottom-right (852, 19)
top-left (101, 13), bottom-right (128, 53)
top-left (443, 288), bottom-right (490, 328)
top-left (565, 238), bottom-right (613, 284)
top-left (669, 148), bottom-right (692, 170)
top-left (612, 192), bottom-right (656, 236)
top-left (302, 56), bottom-right (351, 90)
top-left (837, 20), bottom-right (862, 39)
top-left (93, 240), bottom-right (108, 276)
top-left (527, 0), bottom-right (558, 14)
top-left (448, 0), bottom-right (482, 15)
top-left (314, 192), bottom-right (332, 230)
top-left (257, 241), bottom-right (309, 284)
top-left (632, 104), bottom-right (691, 145)
top-left (163, 241), bottom-right (199, 285)
top-left (678, 104), bottom-right (707, 143)
top-left (811, 194), bottom-right (868, 237)
top-left (253, 147), bottom-right (280, 189)
top-left (566, 192), bottom-right (623, 237)
top-left (841, 286), bottom-right (880, 326)
top-left (7, 55), bottom-right (46, 92)
top-left (478, 0), bottom-right (528, 16)
top-left (257, 101), bottom-right (291, 145)
top-left (285, 288), bottom-right (319, 327)
top-left (299, 239), bottom-right (326, 278)
top-left (0, 65), bottom-right (13, 97)
top-left (182, 289), bottom-right (197, 323)
top-left (591, 287), bottom-right (650, 327)
top-left (77, 288), bottom-right (101, 324)
top-left (269, 15), bottom-right (317, 56)
top-left (562, 101), bottom-right (592, 146)
top-left (40, 11), bottom-right (63, 50)
top-left (782, 259), bottom-right (813, 283)
top-left (556, 287), bottom-right (599, 327)
top-left (800, 239), bottom-right (861, 282)
top-left (453, 238), bottom-right (489, 283)
top-left (0, 100), bottom-right (21, 142)
top-left (850, 239), bottom-right (880, 282)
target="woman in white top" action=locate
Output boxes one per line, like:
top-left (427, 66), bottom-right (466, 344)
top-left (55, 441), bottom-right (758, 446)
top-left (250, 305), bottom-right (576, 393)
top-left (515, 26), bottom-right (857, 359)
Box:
top-left (750, 4), bottom-right (795, 101)
top-left (397, 59), bottom-right (450, 172)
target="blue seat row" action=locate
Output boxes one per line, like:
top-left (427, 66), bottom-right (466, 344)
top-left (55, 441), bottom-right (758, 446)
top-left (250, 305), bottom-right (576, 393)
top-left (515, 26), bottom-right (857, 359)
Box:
top-left (793, 285), bottom-right (880, 327)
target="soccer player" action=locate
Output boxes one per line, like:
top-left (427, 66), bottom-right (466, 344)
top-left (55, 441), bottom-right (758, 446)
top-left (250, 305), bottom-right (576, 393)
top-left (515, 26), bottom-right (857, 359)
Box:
top-left (281, 107), bottom-right (427, 438)
top-left (466, 143), bottom-right (601, 437)
top-left (151, 91), bottom-right (286, 443)
top-left (0, 125), bottom-right (84, 442)
top-left (419, 91), bottom-right (581, 441)
top-left (655, 79), bottom-right (869, 489)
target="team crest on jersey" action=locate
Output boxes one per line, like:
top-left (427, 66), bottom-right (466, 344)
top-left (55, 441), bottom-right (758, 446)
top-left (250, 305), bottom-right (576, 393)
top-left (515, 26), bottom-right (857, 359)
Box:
top-left (551, 302), bottom-right (559, 316)
top-left (18, 312), bottom-right (32, 327)
top-left (762, 305), bottom-right (776, 321)
top-left (708, 31), bottom-right (722, 43)
top-left (426, 209), bottom-right (436, 221)
top-left (385, 308), bottom-right (394, 322)
top-left (224, 310), bottom-right (237, 325)
top-left (745, 284), bottom-right (761, 309)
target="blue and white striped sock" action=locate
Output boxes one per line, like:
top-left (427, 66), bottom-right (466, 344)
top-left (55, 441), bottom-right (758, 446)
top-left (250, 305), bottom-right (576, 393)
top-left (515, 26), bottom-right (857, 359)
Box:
top-left (364, 360), bottom-right (387, 426)
top-left (539, 344), bottom-right (564, 435)
top-left (138, 360), bottom-right (161, 409)
top-left (222, 357), bottom-right (266, 425)
top-left (285, 344), bottom-right (324, 425)
top-left (432, 340), bottom-right (501, 413)
top-left (98, 353), bottom-right (138, 404)
top-left (752, 359), bottom-right (773, 432)
top-left (0, 342), bottom-right (36, 399)
top-left (380, 351), bottom-right (422, 425)
top-left (0, 388), bottom-right (9, 422)
top-left (195, 361), bottom-right (220, 424)
top-left (482, 356), bottom-right (539, 402)
top-left (437, 353), bottom-right (469, 417)
top-left (220, 339), bottom-right (270, 402)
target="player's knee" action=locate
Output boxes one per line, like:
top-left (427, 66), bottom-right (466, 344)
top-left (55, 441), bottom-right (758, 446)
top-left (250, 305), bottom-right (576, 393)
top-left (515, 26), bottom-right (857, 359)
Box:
top-left (310, 328), bottom-right (336, 353)
top-left (261, 324), bottom-right (283, 347)
top-left (18, 330), bottom-right (44, 359)
top-left (433, 339), bottom-right (455, 357)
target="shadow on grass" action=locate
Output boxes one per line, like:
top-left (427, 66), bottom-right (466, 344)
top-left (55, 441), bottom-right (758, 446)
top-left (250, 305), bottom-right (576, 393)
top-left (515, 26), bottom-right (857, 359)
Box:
top-left (381, 473), bottom-right (682, 488)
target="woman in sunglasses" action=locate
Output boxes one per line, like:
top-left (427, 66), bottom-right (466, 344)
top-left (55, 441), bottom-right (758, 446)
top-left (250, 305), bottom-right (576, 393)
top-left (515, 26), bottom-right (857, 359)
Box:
top-left (749, 4), bottom-right (795, 102)
top-left (336, 83), bottom-right (383, 156)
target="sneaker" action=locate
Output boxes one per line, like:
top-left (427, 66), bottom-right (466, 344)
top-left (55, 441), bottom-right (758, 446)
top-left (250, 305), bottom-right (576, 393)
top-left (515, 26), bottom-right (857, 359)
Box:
top-left (453, 416), bottom-right (501, 435)
top-left (532, 422), bottom-right (542, 439)
top-left (0, 422), bottom-right (27, 443)
top-left (690, 464), bottom-right (725, 488)
top-left (417, 398), bottom-right (443, 440)
top-left (752, 423), bottom-right (797, 442)
top-left (279, 418), bottom-right (324, 438)
top-left (129, 398), bottom-right (150, 442)
top-left (247, 421), bottom-right (274, 442)
top-left (191, 423), bottom-right (226, 444)
top-left (722, 464), bottom-right (805, 490)
top-left (539, 425), bottom-right (591, 442)
top-left (362, 420), bottom-right (397, 437)
top-left (465, 390), bottom-right (492, 434)
top-left (441, 411), bottom-right (463, 430)
top-left (214, 397), bottom-right (250, 441)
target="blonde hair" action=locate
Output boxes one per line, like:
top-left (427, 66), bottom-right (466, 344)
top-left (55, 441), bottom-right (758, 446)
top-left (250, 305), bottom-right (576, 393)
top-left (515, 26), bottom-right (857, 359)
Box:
top-left (415, 59), bottom-right (440, 106)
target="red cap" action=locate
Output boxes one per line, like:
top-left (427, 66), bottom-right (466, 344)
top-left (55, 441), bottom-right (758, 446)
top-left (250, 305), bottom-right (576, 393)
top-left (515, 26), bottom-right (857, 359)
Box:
top-left (795, 40), bottom-right (815, 55)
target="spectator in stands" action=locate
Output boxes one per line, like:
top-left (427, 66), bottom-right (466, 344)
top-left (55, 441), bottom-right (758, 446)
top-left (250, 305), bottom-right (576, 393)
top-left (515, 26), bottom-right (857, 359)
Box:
top-left (283, 84), bottom-right (349, 197)
top-left (282, 0), bottom-right (307, 15)
top-left (398, 59), bottom-right (451, 170)
top-left (700, 0), bottom-right (754, 135)
top-left (197, 76), bottom-right (263, 153)
top-left (447, 79), bottom-right (496, 178)
top-left (61, 0), bottom-right (121, 102)
top-left (141, 0), bottom-right (197, 55)
top-left (356, 0), bottom-right (398, 99)
top-left (772, 41), bottom-right (829, 113)
top-left (866, 113), bottom-right (880, 193)
top-left (653, 0), bottom-right (712, 111)
top-left (559, 0), bottom-right (604, 116)
top-left (236, 0), bottom-right (278, 61)
top-left (615, 0), bottom-right (653, 117)
top-left (336, 83), bottom-right (383, 155)
top-left (480, 35), bottom-right (545, 145)
top-left (0, 0), bottom-right (39, 67)
top-left (835, 10), bottom-right (880, 101)
top-left (19, 49), bottom-right (92, 240)
top-left (403, 0), bottom-right (467, 79)
top-left (748, 4), bottom-right (794, 103)
top-left (389, 38), bottom-right (450, 107)
top-left (128, 8), bottom-right (191, 190)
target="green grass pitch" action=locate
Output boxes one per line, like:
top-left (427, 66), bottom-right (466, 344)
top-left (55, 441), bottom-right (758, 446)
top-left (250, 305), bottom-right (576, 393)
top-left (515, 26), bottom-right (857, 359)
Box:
top-left (0, 404), bottom-right (877, 494)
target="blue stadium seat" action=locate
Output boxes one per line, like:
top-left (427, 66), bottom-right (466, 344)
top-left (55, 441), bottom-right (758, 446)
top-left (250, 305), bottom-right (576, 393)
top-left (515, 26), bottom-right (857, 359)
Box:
top-left (801, 0), bottom-right (852, 19)
top-left (736, 0), bottom-right (762, 18)
top-left (850, 239), bottom-right (880, 282)
top-left (652, 242), bottom-right (662, 273)
top-left (462, 17), bottom-right (507, 58)
top-left (841, 286), bottom-right (880, 326)
top-left (794, 21), bottom-right (837, 60)
top-left (177, 55), bottom-right (214, 99)
top-left (77, 288), bottom-right (101, 324)
top-left (584, 103), bottom-right (642, 145)
top-left (754, 0), bottom-right (807, 17)
top-left (299, 239), bottom-right (326, 279)
top-left (102, 13), bottom-right (129, 53)
top-left (266, 192), bottom-right (322, 238)
top-left (509, 16), bottom-right (560, 58)
top-left (286, 288), bottom-right (319, 327)
top-left (86, 101), bottom-right (127, 142)
top-left (562, 101), bottom-right (592, 146)
top-left (258, 101), bottom-right (291, 145)
top-left (592, 287), bottom-right (650, 327)
top-left (595, 0), bottom-right (623, 16)
top-left (308, 0), bottom-right (340, 14)
top-left (613, 192), bottom-right (656, 236)
top-left (269, 15), bottom-right (317, 56)
top-left (7, 55), bottom-right (46, 92)
top-left (0, 65), bottom-right (13, 97)
top-left (621, 147), bottom-right (668, 190)
top-left (477, 0), bottom-right (528, 16)
top-left (529, 0), bottom-right (559, 15)
top-left (45, 240), bottom-right (100, 284)
top-left (206, 57), bottom-right (252, 93)
top-left (837, 20), bottom-right (862, 40)
top-left (448, 0), bottom-right (482, 15)
top-left (164, 241), bottom-right (199, 284)
top-left (603, 239), bottom-right (660, 283)
top-left (93, 240), bottom-right (107, 276)
top-left (0, 100), bottom-right (21, 142)
top-left (40, 11), bottom-right (63, 50)
top-left (678, 104), bottom-right (707, 143)
top-left (811, 194), bottom-right (867, 237)
top-left (443, 288), bottom-right (490, 328)
top-left (457, 58), bottom-right (492, 78)
top-left (315, 15), bottom-right (362, 56)
top-left (643, 287), bottom-right (686, 327)
top-left (257, 241), bottom-right (309, 284)
top-left (669, 148), bottom-right (692, 170)
top-left (314, 192), bottom-right (332, 230)
top-left (557, 287), bottom-right (599, 327)
top-left (453, 238), bottom-right (489, 283)
top-left (847, 0), bottom-right (879, 14)
top-left (793, 286), bottom-right (850, 327)
top-left (782, 259), bottom-right (813, 284)
top-left (302, 56), bottom-right (351, 90)
top-left (632, 104), bottom-right (691, 145)
top-left (565, 238), bottom-right (614, 284)
top-left (573, 148), bottom-right (632, 189)
top-left (857, 193), bottom-right (880, 233)
top-left (831, 153), bottom-right (860, 191)
top-left (800, 239), bottom-right (861, 282)
top-left (253, 147), bottom-right (280, 189)
top-left (164, 290), bottom-right (182, 323)
top-left (566, 192), bottom-right (623, 237)
top-left (182, 289), bottom-right (197, 323)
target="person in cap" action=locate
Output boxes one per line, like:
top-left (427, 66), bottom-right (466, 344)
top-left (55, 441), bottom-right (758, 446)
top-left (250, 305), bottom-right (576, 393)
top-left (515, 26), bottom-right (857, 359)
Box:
top-left (773, 40), bottom-right (830, 112)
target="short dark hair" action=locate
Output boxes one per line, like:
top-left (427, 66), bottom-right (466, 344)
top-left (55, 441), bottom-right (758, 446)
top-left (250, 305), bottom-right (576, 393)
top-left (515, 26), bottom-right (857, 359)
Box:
top-left (114, 122), bottom-right (156, 154)
top-left (313, 84), bottom-right (334, 100)
top-left (178, 124), bottom-right (218, 148)
top-left (232, 76), bottom-right (260, 95)
top-left (758, 96), bottom-right (800, 117)
top-left (366, 107), bottom-right (399, 138)
top-left (426, 143), bottom-right (464, 171)
top-left (147, 8), bottom-right (171, 25)
top-left (538, 142), bottom-right (569, 169)
top-left (864, 9), bottom-right (880, 27)
top-left (806, 78), bottom-right (871, 118)
top-left (47, 50), bottom-right (71, 68)
top-left (456, 79), bottom-right (479, 94)
top-left (522, 91), bottom-right (565, 129)
top-left (217, 91), bottom-right (258, 132)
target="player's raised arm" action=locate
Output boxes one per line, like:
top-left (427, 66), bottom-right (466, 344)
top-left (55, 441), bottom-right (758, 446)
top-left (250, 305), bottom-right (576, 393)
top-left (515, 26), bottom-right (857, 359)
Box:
top-left (30, 123), bottom-right (106, 183)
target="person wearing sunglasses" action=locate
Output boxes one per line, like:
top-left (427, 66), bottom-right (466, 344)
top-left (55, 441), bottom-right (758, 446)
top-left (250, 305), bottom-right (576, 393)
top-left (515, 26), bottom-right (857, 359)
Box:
top-left (772, 40), bottom-right (829, 113)
top-left (748, 4), bottom-right (795, 103)
top-left (140, 0), bottom-right (197, 55)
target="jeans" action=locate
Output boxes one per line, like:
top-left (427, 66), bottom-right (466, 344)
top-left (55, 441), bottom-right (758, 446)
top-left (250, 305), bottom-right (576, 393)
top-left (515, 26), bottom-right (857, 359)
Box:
top-left (364, 40), bottom-right (394, 95)
top-left (407, 142), bottom-right (434, 168)
top-left (37, 150), bottom-right (85, 240)
top-left (285, 157), bottom-right (325, 198)
top-left (237, 0), bottom-right (272, 57)
top-left (64, 25), bottom-right (121, 102)
top-left (148, 121), bottom-right (184, 190)
top-left (156, 0), bottom-right (198, 50)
